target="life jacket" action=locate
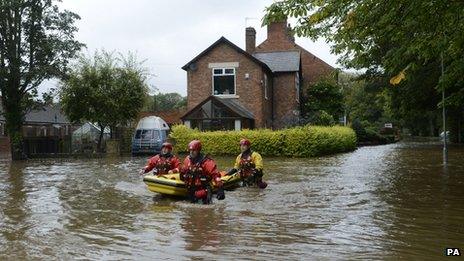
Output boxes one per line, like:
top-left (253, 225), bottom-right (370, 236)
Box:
top-left (184, 154), bottom-right (211, 188)
top-left (239, 150), bottom-right (256, 179)
top-left (155, 154), bottom-right (173, 175)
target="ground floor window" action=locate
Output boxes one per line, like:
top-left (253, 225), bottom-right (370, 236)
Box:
top-left (191, 119), bottom-right (235, 131)
top-left (189, 118), bottom-right (254, 131)
top-left (182, 96), bottom-right (255, 131)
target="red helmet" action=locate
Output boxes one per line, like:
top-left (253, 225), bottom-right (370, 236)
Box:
top-left (161, 142), bottom-right (173, 150)
top-left (188, 140), bottom-right (202, 151)
top-left (239, 138), bottom-right (251, 146)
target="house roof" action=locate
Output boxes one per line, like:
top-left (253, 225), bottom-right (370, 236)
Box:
top-left (24, 105), bottom-right (70, 124)
top-left (253, 51), bottom-right (300, 72)
top-left (217, 97), bottom-right (254, 119)
top-left (0, 102), bottom-right (71, 124)
top-left (182, 37), bottom-right (273, 74)
top-left (181, 95), bottom-right (254, 120)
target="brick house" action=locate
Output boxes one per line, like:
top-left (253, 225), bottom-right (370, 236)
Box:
top-left (181, 18), bottom-right (334, 130)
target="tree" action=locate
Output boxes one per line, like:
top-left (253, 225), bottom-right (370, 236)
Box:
top-left (264, 0), bottom-right (464, 142)
top-left (145, 92), bottom-right (187, 112)
top-left (0, 0), bottom-right (83, 159)
top-left (59, 51), bottom-right (148, 152)
top-left (301, 77), bottom-right (343, 125)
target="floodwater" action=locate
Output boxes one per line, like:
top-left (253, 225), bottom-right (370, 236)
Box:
top-left (0, 142), bottom-right (463, 260)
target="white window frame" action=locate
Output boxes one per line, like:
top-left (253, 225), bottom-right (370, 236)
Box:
top-left (212, 68), bottom-right (236, 96)
top-left (264, 74), bottom-right (268, 100)
top-left (295, 73), bottom-right (300, 103)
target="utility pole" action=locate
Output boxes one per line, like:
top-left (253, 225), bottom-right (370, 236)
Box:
top-left (441, 52), bottom-right (448, 164)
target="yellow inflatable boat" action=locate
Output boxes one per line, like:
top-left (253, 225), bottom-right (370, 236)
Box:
top-left (143, 171), bottom-right (241, 197)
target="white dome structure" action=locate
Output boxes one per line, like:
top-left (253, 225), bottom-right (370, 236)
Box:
top-left (136, 116), bottom-right (169, 130)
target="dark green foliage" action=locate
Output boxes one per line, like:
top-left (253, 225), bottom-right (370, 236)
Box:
top-left (147, 92), bottom-right (187, 112)
top-left (307, 110), bottom-right (335, 126)
top-left (264, 0), bottom-right (464, 143)
top-left (0, 0), bottom-right (83, 159)
top-left (59, 51), bottom-right (148, 152)
top-left (303, 79), bottom-right (344, 120)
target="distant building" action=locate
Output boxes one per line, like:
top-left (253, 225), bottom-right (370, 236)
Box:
top-left (0, 103), bottom-right (80, 155)
top-left (71, 122), bottom-right (111, 152)
top-left (181, 18), bottom-right (334, 131)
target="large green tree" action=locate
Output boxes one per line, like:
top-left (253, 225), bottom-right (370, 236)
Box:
top-left (59, 51), bottom-right (148, 152)
top-left (302, 77), bottom-right (343, 123)
top-left (0, 0), bottom-right (83, 159)
top-left (145, 92), bottom-right (186, 112)
top-left (264, 0), bottom-right (464, 141)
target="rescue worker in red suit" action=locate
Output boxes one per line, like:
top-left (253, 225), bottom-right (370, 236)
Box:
top-left (180, 140), bottom-right (225, 204)
top-left (226, 139), bottom-right (268, 188)
top-left (139, 142), bottom-right (181, 175)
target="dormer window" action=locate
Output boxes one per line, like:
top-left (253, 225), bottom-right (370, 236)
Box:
top-left (212, 68), bottom-right (236, 96)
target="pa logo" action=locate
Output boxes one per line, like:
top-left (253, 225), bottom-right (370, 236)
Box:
top-left (445, 248), bottom-right (461, 256)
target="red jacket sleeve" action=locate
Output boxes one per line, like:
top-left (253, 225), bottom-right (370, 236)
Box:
top-left (144, 155), bottom-right (159, 173)
top-left (180, 156), bottom-right (190, 175)
top-left (180, 156), bottom-right (192, 181)
top-left (203, 158), bottom-right (222, 187)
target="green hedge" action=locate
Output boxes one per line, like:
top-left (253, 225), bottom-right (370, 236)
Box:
top-left (169, 125), bottom-right (356, 157)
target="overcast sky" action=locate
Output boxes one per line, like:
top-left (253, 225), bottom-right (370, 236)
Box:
top-left (41, 0), bottom-right (340, 96)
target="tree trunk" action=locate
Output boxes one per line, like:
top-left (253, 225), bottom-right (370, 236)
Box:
top-left (458, 114), bottom-right (462, 144)
top-left (2, 95), bottom-right (26, 160)
top-left (429, 114), bottom-right (434, 137)
top-left (7, 122), bottom-right (25, 160)
top-left (97, 123), bottom-right (105, 153)
top-left (2, 67), bottom-right (26, 160)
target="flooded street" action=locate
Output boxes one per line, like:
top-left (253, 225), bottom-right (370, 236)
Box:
top-left (0, 142), bottom-right (463, 260)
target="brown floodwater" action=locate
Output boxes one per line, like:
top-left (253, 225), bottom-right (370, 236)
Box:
top-left (0, 142), bottom-right (463, 260)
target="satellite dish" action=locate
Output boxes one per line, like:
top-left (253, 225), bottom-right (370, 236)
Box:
top-left (189, 62), bottom-right (197, 71)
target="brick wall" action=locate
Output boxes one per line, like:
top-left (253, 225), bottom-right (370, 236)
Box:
top-left (263, 71), bottom-right (274, 128)
top-left (186, 42), bottom-right (268, 128)
top-left (272, 72), bottom-right (300, 129)
top-left (255, 20), bottom-right (334, 96)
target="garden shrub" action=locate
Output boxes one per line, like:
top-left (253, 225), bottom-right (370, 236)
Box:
top-left (170, 124), bottom-right (356, 157)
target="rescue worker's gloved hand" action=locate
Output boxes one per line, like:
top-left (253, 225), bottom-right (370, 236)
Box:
top-left (257, 180), bottom-right (268, 189)
top-left (226, 168), bottom-right (237, 176)
top-left (254, 169), bottom-right (263, 178)
top-left (139, 169), bottom-right (146, 175)
top-left (216, 187), bottom-right (225, 200)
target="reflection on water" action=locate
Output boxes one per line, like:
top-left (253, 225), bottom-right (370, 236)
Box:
top-left (0, 142), bottom-right (463, 259)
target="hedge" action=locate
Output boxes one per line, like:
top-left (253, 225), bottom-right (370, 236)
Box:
top-left (169, 125), bottom-right (356, 157)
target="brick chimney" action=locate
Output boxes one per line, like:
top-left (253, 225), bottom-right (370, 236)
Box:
top-left (267, 18), bottom-right (294, 42)
top-left (245, 27), bottom-right (256, 53)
